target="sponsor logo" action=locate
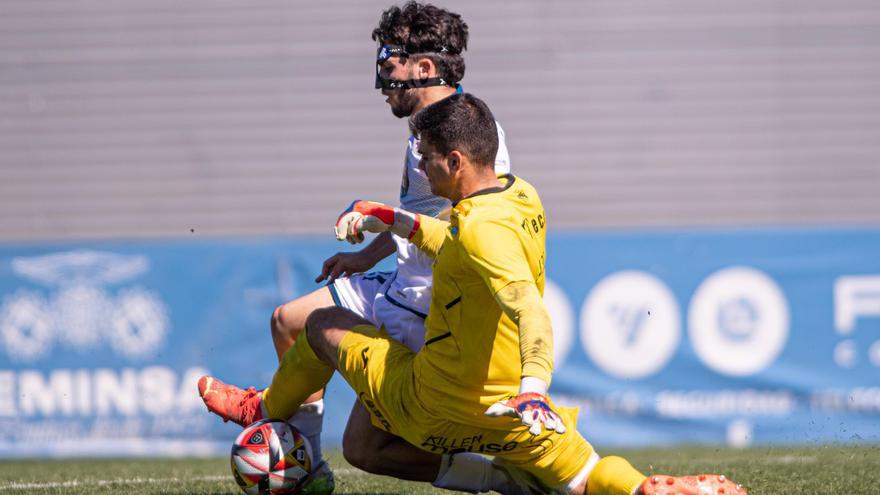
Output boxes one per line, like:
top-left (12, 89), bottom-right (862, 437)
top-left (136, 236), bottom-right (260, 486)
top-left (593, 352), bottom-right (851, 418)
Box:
top-left (0, 366), bottom-right (207, 417)
top-left (580, 271), bottom-right (681, 379)
top-left (833, 275), bottom-right (880, 369)
top-left (419, 433), bottom-right (519, 455)
top-left (0, 250), bottom-right (169, 363)
top-left (835, 275), bottom-right (880, 334)
top-left (358, 392), bottom-right (392, 432)
top-left (688, 267), bottom-right (789, 377)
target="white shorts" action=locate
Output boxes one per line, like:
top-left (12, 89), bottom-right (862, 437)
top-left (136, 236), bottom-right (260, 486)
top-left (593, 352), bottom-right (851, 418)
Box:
top-left (328, 271), bottom-right (426, 351)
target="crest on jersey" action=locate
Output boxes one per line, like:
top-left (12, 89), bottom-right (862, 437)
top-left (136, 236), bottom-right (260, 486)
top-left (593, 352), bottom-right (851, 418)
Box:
top-left (400, 157), bottom-right (410, 199)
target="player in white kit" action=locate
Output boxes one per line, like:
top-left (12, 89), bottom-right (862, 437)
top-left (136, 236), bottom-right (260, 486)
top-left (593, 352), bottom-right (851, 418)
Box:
top-left (244, 3), bottom-right (536, 494)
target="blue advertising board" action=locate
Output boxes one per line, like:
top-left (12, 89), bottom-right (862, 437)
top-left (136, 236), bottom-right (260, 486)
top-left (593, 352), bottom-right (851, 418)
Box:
top-left (0, 229), bottom-right (878, 457)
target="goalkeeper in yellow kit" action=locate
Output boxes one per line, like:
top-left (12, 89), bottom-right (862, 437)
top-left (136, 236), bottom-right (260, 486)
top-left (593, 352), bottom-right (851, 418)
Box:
top-left (199, 93), bottom-right (748, 495)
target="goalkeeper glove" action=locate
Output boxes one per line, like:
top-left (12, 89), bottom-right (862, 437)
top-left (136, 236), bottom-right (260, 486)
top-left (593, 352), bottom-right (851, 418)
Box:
top-left (485, 392), bottom-right (567, 436)
top-left (335, 200), bottom-right (420, 244)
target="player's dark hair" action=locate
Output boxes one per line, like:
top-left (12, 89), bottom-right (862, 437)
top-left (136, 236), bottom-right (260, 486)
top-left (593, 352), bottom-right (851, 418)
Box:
top-left (410, 93), bottom-right (498, 167)
top-left (372, 1), bottom-right (468, 84)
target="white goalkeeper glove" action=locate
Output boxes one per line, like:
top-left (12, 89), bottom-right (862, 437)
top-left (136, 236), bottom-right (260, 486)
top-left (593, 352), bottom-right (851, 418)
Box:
top-left (335, 200), bottom-right (420, 244)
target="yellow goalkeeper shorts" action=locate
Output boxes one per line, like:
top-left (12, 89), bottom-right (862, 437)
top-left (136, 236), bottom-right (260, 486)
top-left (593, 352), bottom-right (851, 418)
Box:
top-left (336, 324), bottom-right (595, 489)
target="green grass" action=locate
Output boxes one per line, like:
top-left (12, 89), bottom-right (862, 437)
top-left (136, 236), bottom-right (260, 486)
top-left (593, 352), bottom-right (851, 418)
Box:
top-left (0, 446), bottom-right (878, 494)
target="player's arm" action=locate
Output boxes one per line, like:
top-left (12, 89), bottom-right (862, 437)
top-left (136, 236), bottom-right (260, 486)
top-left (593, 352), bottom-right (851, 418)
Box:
top-left (458, 215), bottom-right (565, 435)
top-left (495, 281), bottom-right (553, 386)
top-left (315, 232), bottom-right (396, 282)
top-left (485, 282), bottom-right (565, 435)
top-left (334, 200), bottom-right (447, 258)
top-left (408, 214), bottom-right (447, 259)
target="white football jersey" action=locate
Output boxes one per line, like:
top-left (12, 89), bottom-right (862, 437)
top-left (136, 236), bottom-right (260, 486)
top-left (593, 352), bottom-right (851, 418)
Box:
top-left (386, 122), bottom-right (511, 317)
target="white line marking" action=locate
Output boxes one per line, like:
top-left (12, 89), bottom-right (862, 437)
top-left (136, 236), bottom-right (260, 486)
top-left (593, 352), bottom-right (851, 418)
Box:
top-left (0, 469), bottom-right (364, 491)
top-left (0, 476), bottom-right (226, 491)
top-left (764, 455), bottom-right (818, 464)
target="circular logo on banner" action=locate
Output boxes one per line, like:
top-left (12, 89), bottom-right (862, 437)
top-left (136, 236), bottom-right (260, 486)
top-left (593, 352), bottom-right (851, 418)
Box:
top-left (543, 279), bottom-right (574, 367)
top-left (580, 271), bottom-right (681, 379)
top-left (688, 266), bottom-right (789, 377)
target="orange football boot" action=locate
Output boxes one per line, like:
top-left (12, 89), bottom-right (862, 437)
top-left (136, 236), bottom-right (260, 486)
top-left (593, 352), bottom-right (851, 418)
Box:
top-left (197, 375), bottom-right (263, 426)
top-left (640, 474), bottom-right (747, 495)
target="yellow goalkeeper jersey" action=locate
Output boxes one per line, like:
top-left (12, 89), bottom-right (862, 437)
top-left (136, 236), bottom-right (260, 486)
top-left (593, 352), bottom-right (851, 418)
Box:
top-left (411, 174), bottom-right (549, 427)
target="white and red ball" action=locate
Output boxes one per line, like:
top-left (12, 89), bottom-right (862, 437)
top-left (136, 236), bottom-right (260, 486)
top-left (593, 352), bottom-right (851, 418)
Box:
top-left (230, 419), bottom-right (314, 495)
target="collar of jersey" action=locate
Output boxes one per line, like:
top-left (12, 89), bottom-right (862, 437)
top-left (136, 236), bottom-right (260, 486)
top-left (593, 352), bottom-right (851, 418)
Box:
top-left (453, 174), bottom-right (516, 207)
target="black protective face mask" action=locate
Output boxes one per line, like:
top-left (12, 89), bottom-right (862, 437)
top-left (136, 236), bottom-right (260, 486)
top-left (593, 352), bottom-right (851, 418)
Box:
top-left (375, 44), bottom-right (453, 90)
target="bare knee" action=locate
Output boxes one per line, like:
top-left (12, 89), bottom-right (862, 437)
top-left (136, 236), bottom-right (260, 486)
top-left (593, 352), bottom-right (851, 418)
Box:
top-left (304, 306), bottom-right (344, 332)
top-left (271, 304), bottom-right (296, 340)
top-left (303, 307), bottom-right (348, 363)
top-left (304, 307), bottom-right (345, 341)
top-left (272, 288), bottom-right (335, 346)
top-left (304, 306), bottom-right (370, 339)
top-left (271, 299), bottom-right (313, 350)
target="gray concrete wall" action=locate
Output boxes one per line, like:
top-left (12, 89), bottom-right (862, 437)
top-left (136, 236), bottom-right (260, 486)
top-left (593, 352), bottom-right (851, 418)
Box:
top-left (2, 0), bottom-right (879, 240)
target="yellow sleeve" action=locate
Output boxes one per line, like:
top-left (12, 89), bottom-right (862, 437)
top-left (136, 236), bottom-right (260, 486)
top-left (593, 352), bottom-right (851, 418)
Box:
top-left (409, 214), bottom-right (448, 259)
top-left (495, 282), bottom-right (554, 384)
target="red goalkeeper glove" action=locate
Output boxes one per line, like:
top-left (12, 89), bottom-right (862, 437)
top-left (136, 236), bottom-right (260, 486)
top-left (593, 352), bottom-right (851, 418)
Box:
top-left (335, 200), bottom-right (420, 244)
top-left (485, 392), bottom-right (567, 436)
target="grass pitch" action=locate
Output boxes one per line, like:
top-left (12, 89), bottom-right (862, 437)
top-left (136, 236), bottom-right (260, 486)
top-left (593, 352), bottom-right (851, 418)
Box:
top-left (0, 446), bottom-right (877, 494)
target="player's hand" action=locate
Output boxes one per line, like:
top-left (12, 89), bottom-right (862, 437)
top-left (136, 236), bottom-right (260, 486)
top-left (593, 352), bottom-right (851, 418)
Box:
top-left (315, 251), bottom-right (376, 283)
top-left (484, 392), bottom-right (566, 436)
top-left (335, 200), bottom-right (397, 244)
top-left (335, 200), bottom-right (419, 244)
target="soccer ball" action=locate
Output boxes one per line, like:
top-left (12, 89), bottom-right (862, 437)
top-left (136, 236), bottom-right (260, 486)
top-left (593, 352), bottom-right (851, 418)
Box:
top-left (230, 419), bottom-right (314, 494)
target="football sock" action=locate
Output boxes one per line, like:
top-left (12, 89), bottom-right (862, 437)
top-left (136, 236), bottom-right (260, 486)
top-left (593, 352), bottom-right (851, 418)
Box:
top-left (586, 456), bottom-right (647, 495)
top-left (288, 399), bottom-right (324, 466)
top-left (262, 332), bottom-right (334, 420)
top-left (432, 452), bottom-right (507, 492)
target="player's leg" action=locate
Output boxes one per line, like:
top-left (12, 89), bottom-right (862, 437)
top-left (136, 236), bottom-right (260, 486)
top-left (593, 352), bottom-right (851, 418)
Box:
top-left (299, 306), bottom-right (369, 366)
top-left (270, 286), bottom-right (334, 361)
top-left (416, 407), bottom-right (607, 495)
top-left (262, 307), bottom-right (371, 417)
top-left (342, 400), bottom-right (440, 481)
top-left (327, 317), bottom-right (542, 494)
top-left (270, 289), bottom-right (332, 469)
top-left (198, 307), bottom-right (363, 425)
top-left (493, 421), bottom-right (746, 495)
top-left (269, 286), bottom-right (335, 471)
top-left (271, 273), bottom-right (388, 478)
top-left (635, 473), bottom-right (747, 495)
top-left (198, 328), bottom-right (335, 427)
top-left (342, 403), bottom-right (537, 494)
top-left (586, 456), bottom-right (748, 495)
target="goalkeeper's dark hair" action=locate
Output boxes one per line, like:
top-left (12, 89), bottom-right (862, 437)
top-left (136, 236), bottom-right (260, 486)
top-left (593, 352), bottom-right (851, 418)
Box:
top-left (410, 93), bottom-right (498, 168)
top-left (372, 1), bottom-right (468, 84)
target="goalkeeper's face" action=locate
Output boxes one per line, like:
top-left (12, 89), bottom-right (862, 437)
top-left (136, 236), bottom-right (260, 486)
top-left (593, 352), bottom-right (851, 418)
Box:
top-left (379, 56), bottom-right (420, 118)
top-left (417, 138), bottom-right (456, 200)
